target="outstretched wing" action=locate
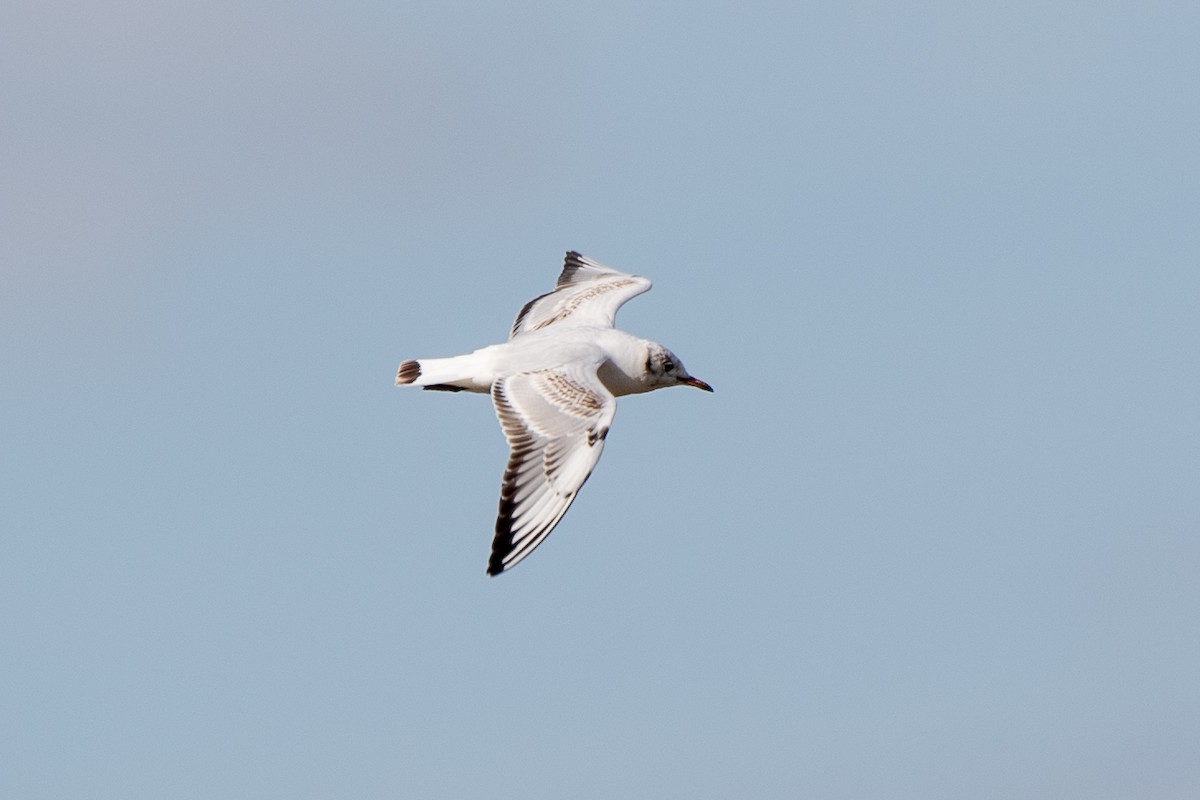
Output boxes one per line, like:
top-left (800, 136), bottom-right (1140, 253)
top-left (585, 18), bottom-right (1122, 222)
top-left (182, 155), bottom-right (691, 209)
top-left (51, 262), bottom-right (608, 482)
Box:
top-left (509, 251), bottom-right (652, 339)
top-left (488, 364), bottom-right (618, 575)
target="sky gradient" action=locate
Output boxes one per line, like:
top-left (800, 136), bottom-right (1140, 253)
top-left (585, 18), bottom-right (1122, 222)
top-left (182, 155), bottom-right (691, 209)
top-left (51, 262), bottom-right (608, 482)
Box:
top-left (3, 2), bottom-right (1198, 798)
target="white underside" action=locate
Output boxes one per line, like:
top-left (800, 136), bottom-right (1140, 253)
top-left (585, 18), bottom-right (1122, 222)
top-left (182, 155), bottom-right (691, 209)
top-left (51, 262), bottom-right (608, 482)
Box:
top-left (403, 326), bottom-right (652, 396)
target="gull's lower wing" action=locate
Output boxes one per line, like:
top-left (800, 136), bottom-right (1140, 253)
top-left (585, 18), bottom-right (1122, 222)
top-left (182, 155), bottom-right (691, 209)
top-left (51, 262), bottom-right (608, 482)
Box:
top-left (488, 364), bottom-right (617, 575)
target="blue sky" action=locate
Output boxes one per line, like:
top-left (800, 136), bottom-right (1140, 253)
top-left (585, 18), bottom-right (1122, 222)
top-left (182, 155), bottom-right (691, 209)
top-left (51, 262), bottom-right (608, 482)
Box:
top-left (2, 2), bottom-right (1198, 798)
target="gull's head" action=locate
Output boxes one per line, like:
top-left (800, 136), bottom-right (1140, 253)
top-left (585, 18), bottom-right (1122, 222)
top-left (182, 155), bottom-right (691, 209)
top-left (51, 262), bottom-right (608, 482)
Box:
top-left (644, 343), bottom-right (713, 393)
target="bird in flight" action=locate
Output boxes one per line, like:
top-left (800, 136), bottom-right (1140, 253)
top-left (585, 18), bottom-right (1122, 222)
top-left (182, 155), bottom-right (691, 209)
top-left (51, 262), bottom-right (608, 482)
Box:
top-left (395, 251), bottom-right (712, 576)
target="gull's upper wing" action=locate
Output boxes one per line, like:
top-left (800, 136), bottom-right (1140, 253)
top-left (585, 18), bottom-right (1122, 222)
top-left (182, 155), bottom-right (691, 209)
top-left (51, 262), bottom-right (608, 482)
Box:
top-left (509, 251), bottom-right (652, 339)
top-left (488, 364), bottom-right (617, 575)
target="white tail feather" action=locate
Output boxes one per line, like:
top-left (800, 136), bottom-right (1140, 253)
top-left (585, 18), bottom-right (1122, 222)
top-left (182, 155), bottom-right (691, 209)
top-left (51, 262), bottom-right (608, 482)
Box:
top-left (395, 355), bottom-right (491, 393)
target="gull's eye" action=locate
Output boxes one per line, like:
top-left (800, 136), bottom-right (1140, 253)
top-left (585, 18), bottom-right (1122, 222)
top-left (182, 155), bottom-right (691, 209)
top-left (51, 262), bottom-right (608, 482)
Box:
top-left (663, 359), bottom-right (675, 372)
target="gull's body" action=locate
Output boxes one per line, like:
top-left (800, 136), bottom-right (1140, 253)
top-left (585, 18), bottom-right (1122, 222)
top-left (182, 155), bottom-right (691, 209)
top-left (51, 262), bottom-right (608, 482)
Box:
top-left (397, 327), bottom-right (660, 396)
top-left (395, 251), bottom-right (711, 576)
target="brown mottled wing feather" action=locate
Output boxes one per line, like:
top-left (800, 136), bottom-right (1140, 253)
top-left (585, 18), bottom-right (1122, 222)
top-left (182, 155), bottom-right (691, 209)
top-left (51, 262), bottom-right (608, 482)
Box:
top-left (509, 251), bottom-right (652, 339)
top-left (488, 365), bottom-right (617, 575)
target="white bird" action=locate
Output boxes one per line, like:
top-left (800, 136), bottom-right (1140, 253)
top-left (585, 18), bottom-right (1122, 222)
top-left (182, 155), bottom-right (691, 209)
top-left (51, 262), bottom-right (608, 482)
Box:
top-left (395, 251), bottom-right (712, 576)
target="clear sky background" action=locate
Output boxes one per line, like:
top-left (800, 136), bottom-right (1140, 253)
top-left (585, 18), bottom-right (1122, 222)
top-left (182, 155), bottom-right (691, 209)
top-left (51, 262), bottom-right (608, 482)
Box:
top-left (2, 2), bottom-right (1197, 798)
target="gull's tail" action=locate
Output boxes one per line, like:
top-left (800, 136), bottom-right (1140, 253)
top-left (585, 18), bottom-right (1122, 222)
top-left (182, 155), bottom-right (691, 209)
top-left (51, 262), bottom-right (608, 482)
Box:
top-left (394, 356), bottom-right (483, 393)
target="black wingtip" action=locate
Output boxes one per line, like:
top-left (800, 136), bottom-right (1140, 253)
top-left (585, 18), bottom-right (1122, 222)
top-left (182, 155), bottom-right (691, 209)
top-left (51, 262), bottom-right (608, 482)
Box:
top-left (556, 251), bottom-right (595, 288)
top-left (488, 484), bottom-right (518, 577)
top-left (486, 545), bottom-right (508, 576)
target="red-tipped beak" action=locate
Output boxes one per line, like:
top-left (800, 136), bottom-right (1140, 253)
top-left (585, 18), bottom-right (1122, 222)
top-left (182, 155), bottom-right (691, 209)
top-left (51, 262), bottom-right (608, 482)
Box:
top-left (682, 376), bottom-right (714, 392)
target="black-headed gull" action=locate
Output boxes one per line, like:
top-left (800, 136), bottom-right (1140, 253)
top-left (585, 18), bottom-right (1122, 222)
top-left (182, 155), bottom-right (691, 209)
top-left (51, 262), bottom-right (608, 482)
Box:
top-left (395, 251), bottom-right (712, 575)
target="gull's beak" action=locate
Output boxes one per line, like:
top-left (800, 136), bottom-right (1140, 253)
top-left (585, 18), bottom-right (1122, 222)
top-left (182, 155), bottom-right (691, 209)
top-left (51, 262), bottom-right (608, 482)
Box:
top-left (681, 376), bottom-right (714, 392)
